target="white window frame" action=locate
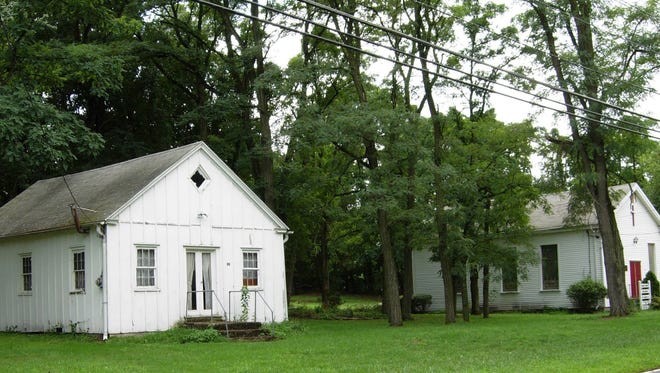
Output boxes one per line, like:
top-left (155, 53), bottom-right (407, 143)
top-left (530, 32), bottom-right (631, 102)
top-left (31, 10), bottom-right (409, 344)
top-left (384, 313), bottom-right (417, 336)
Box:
top-left (71, 247), bottom-right (86, 293)
top-left (20, 253), bottom-right (32, 295)
top-left (241, 249), bottom-right (261, 289)
top-left (135, 244), bottom-right (159, 291)
top-left (540, 244), bottom-right (560, 291)
top-left (189, 166), bottom-right (211, 191)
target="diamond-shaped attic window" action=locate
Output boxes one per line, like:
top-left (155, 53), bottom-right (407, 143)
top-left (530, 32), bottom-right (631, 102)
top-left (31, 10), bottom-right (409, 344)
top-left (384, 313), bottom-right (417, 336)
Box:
top-left (191, 170), bottom-right (206, 188)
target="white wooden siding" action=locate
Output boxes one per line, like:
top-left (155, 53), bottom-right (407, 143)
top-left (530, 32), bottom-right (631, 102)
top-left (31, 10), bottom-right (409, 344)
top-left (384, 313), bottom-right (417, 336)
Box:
top-left (615, 191), bottom-right (660, 297)
top-left (413, 190), bottom-right (659, 312)
top-left (0, 230), bottom-right (103, 333)
top-left (413, 230), bottom-right (605, 311)
top-left (106, 150), bottom-right (287, 334)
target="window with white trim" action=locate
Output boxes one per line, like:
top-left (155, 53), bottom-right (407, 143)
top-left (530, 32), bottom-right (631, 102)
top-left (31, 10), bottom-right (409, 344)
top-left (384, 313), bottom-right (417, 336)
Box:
top-left (72, 250), bottom-right (85, 291)
top-left (242, 251), bottom-right (259, 287)
top-left (541, 244), bottom-right (559, 290)
top-left (190, 166), bottom-right (210, 190)
top-left (136, 246), bottom-right (157, 288)
top-left (21, 254), bottom-right (32, 292)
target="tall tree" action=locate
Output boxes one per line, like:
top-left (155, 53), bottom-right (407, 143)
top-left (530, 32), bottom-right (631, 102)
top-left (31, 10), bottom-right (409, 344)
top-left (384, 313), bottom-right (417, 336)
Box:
top-left (520, 0), bottom-right (660, 316)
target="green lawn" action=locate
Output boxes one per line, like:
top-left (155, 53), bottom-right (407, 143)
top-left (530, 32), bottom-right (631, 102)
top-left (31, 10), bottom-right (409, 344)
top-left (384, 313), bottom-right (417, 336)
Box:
top-left (2, 312), bottom-right (659, 372)
top-left (289, 293), bottom-right (381, 309)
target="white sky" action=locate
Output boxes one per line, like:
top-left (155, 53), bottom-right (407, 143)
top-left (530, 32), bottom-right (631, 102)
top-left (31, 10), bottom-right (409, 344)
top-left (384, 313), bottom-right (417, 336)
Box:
top-left (264, 1), bottom-right (659, 175)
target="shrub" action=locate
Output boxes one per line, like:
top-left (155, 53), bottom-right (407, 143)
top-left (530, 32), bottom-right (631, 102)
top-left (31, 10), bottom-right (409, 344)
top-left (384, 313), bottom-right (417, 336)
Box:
top-left (651, 297), bottom-right (660, 310)
top-left (179, 328), bottom-right (223, 344)
top-left (261, 321), bottom-right (305, 339)
top-left (411, 294), bottom-right (433, 313)
top-left (328, 293), bottom-right (343, 308)
top-left (566, 278), bottom-right (607, 313)
top-left (643, 271), bottom-right (660, 297)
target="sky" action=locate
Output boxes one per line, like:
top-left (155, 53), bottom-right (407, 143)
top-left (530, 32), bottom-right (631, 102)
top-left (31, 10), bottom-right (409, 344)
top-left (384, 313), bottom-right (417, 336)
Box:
top-left (263, 1), bottom-right (659, 174)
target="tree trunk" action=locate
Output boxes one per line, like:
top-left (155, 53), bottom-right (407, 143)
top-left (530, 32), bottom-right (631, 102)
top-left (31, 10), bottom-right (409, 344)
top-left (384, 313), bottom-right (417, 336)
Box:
top-left (482, 264), bottom-right (490, 318)
top-left (320, 217), bottom-right (330, 308)
top-left (461, 272), bottom-right (470, 322)
top-left (470, 266), bottom-right (480, 315)
top-left (251, 3), bottom-right (275, 209)
top-left (378, 209), bottom-right (403, 326)
top-left (333, 1), bottom-right (402, 326)
top-left (593, 165), bottom-right (629, 315)
top-left (401, 156), bottom-right (416, 321)
top-left (529, 0), bottom-right (629, 316)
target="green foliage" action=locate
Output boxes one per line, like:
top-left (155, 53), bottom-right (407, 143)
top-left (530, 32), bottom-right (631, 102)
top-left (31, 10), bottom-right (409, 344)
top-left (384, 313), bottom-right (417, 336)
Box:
top-left (651, 297), bottom-right (660, 310)
top-left (566, 278), bottom-right (608, 313)
top-left (643, 271), bottom-right (660, 297)
top-left (411, 294), bottom-right (433, 313)
top-left (0, 85), bottom-right (104, 204)
top-left (239, 286), bottom-right (250, 322)
top-left (3, 313), bottom-right (660, 371)
top-left (178, 328), bottom-right (223, 344)
top-left (260, 321), bottom-right (305, 339)
top-left (327, 293), bottom-right (343, 308)
top-left (288, 305), bottom-right (385, 320)
top-left (125, 327), bottom-right (225, 344)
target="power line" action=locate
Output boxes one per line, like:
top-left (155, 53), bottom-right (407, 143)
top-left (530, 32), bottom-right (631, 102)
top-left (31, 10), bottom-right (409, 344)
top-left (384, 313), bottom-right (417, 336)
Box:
top-left (412, 0), bottom-right (658, 98)
top-left (251, 0), bottom-right (659, 135)
top-left (298, 0), bottom-right (660, 123)
top-left (188, 0), bottom-right (660, 140)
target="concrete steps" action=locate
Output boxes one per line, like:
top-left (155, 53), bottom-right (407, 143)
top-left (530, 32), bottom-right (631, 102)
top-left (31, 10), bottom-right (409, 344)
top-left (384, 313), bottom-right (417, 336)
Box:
top-left (183, 317), bottom-right (271, 340)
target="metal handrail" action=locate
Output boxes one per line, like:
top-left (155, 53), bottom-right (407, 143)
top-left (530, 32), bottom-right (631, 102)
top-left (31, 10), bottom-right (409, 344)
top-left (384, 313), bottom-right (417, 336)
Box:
top-left (228, 289), bottom-right (274, 323)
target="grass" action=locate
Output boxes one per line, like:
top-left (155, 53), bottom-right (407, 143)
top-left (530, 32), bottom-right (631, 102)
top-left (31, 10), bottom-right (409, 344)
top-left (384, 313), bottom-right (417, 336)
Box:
top-left (289, 293), bottom-right (381, 309)
top-left (1, 312), bottom-right (660, 372)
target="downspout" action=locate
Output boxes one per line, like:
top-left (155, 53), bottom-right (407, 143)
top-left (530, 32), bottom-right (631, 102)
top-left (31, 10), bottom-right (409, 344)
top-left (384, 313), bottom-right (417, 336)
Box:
top-left (96, 224), bottom-right (109, 341)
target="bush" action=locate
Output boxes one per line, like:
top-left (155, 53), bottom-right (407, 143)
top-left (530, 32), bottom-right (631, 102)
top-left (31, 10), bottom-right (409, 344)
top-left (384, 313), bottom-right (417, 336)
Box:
top-left (643, 271), bottom-right (660, 297)
top-left (411, 294), bottom-right (433, 313)
top-left (651, 297), bottom-right (660, 310)
top-left (179, 328), bottom-right (223, 344)
top-left (566, 278), bottom-right (608, 313)
top-left (260, 321), bottom-right (305, 339)
top-left (328, 293), bottom-right (343, 308)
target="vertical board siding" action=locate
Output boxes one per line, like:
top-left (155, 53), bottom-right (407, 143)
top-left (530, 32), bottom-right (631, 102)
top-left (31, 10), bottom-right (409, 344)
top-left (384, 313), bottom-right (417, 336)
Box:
top-left (615, 191), bottom-right (660, 297)
top-left (105, 149), bottom-right (286, 334)
top-left (0, 231), bottom-right (103, 333)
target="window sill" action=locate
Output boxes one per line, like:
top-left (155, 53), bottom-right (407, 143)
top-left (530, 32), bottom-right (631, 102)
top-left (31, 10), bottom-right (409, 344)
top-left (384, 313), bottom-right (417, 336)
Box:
top-left (134, 287), bottom-right (160, 293)
top-left (18, 292), bottom-right (32, 296)
top-left (69, 290), bottom-right (86, 295)
top-left (500, 291), bottom-right (519, 294)
top-left (539, 289), bottom-right (560, 293)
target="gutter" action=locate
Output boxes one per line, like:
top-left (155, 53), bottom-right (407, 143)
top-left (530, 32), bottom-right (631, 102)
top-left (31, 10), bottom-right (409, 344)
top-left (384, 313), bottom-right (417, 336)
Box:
top-left (96, 224), bottom-right (109, 341)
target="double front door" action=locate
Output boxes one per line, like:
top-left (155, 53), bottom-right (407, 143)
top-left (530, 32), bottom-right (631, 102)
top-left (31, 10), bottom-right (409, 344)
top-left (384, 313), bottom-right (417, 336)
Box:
top-left (186, 250), bottom-right (214, 315)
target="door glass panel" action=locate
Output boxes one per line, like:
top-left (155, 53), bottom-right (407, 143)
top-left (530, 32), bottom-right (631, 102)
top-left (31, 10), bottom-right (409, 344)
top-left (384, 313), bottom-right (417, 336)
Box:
top-left (202, 253), bottom-right (212, 310)
top-left (186, 252), bottom-right (196, 310)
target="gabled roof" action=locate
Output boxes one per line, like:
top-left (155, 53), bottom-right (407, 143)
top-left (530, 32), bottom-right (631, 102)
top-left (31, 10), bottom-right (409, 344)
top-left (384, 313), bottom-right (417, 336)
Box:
top-left (530, 183), bottom-right (660, 231)
top-left (0, 142), bottom-right (288, 239)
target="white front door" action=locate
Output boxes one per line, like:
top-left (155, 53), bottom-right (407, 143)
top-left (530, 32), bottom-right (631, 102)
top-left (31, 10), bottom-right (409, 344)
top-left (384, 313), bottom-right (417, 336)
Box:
top-left (186, 251), bottom-right (214, 316)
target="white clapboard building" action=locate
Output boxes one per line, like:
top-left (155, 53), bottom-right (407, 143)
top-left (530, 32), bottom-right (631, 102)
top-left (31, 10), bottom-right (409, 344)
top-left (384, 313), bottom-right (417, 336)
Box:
top-left (413, 183), bottom-right (659, 311)
top-left (0, 142), bottom-right (290, 337)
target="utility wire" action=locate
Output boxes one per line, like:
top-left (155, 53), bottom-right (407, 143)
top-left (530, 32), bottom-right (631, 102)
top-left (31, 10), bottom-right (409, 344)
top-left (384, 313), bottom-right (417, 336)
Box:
top-left (297, 0), bottom-right (659, 123)
top-left (189, 0), bottom-right (660, 140)
top-left (251, 0), bottom-right (659, 135)
top-left (413, 0), bottom-right (658, 97)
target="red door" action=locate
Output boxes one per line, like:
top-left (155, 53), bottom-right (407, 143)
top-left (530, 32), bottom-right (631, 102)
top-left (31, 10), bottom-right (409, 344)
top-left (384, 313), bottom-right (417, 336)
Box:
top-left (629, 261), bottom-right (642, 298)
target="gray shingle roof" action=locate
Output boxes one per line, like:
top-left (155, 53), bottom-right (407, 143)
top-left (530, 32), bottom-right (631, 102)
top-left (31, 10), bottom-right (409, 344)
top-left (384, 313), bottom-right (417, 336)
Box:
top-left (529, 184), bottom-right (635, 231)
top-left (0, 142), bottom-right (199, 238)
